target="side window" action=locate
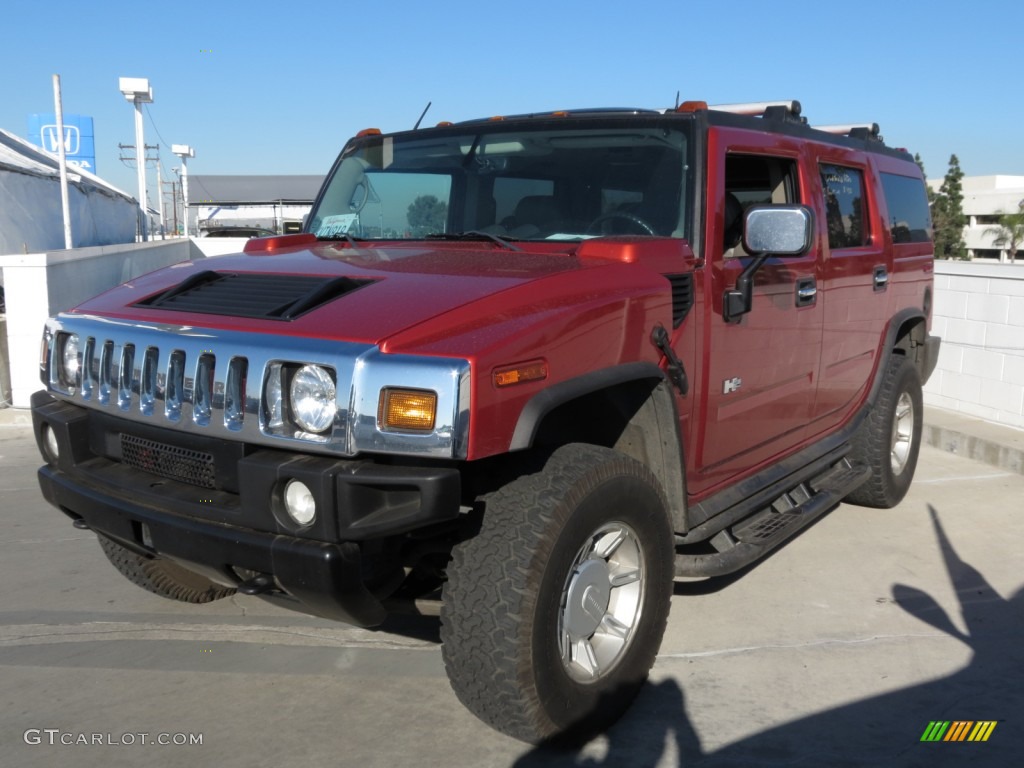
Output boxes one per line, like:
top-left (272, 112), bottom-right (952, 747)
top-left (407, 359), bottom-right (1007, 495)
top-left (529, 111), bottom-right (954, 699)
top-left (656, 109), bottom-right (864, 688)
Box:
top-left (880, 172), bottom-right (933, 243)
top-left (820, 164), bottom-right (867, 249)
top-left (723, 154), bottom-right (799, 256)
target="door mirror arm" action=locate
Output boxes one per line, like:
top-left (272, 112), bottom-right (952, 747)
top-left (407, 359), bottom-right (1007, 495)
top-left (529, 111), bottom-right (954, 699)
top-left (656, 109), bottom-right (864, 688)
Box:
top-left (722, 205), bottom-right (814, 323)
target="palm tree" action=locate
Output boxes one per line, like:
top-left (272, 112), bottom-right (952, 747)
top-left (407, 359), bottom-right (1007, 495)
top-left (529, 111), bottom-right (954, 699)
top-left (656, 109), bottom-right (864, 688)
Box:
top-left (983, 206), bottom-right (1024, 263)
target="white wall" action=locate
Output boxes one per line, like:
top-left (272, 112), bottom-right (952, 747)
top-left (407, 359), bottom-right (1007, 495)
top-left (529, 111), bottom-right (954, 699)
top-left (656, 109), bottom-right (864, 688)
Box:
top-left (0, 240), bottom-right (204, 408)
top-left (924, 261), bottom-right (1024, 428)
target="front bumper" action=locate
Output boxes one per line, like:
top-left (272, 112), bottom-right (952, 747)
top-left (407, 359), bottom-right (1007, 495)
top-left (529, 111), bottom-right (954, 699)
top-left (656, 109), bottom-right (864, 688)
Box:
top-left (32, 391), bottom-right (462, 626)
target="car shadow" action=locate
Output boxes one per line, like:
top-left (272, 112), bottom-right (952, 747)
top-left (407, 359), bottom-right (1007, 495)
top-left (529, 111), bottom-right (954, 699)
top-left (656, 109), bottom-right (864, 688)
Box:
top-left (514, 504), bottom-right (1023, 766)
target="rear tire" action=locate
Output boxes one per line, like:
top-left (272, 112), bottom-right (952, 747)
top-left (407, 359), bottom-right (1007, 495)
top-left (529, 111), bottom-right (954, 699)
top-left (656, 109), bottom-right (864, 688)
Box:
top-left (845, 354), bottom-right (923, 508)
top-left (97, 535), bottom-right (236, 603)
top-left (440, 444), bottom-right (674, 743)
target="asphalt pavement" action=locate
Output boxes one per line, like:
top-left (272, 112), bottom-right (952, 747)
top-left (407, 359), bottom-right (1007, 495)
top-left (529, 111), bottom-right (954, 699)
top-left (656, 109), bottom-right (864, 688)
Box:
top-left (1, 411), bottom-right (1022, 767)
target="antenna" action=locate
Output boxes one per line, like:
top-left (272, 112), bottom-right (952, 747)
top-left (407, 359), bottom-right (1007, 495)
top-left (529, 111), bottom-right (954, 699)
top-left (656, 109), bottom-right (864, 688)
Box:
top-left (413, 101), bottom-right (432, 130)
top-left (674, 90), bottom-right (680, 109)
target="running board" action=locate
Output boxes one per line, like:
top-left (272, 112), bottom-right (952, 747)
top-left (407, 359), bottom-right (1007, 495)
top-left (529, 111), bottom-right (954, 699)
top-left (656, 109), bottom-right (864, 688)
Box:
top-left (674, 459), bottom-right (870, 578)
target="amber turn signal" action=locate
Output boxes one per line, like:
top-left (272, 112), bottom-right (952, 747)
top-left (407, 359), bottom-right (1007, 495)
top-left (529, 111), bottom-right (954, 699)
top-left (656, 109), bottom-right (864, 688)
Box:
top-left (378, 388), bottom-right (437, 431)
top-left (493, 360), bottom-right (548, 388)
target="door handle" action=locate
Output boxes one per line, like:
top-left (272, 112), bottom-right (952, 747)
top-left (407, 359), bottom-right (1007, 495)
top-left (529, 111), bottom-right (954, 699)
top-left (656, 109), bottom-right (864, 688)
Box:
top-left (873, 266), bottom-right (889, 291)
top-left (795, 277), bottom-right (817, 307)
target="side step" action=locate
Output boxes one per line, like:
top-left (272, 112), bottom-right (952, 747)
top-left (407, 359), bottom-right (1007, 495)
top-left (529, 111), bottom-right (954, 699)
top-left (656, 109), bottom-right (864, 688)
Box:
top-left (675, 459), bottom-right (870, 578)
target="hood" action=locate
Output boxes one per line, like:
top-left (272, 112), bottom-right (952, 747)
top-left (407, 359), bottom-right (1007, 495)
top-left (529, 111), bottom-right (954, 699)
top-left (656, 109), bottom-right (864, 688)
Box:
top-left (70, 239), bottom-right (587, 345)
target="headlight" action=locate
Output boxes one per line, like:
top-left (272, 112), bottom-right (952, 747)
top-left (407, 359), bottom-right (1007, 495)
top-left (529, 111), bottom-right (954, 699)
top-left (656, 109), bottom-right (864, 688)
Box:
top-left (58, 333), bottom-right (80, 389)
top-left (289, 364), bottom-right (337, 433)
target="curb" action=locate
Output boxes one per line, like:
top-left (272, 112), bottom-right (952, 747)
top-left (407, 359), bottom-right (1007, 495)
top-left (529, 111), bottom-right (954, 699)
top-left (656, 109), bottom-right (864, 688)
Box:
top-left (0, 407), bottom-right (32, 427)
top-left (922, 423), bottom-right (1024, 476)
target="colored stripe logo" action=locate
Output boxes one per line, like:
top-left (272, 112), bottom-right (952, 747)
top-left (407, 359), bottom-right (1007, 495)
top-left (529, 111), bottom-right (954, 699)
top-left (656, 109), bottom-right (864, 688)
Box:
top-left (920, 721), bottom-right (997, 742)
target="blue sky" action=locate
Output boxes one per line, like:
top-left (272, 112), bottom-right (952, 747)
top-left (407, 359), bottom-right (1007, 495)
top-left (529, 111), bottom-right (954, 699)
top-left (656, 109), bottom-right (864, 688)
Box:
top-left (2, 0), bottom-right (1020, 200)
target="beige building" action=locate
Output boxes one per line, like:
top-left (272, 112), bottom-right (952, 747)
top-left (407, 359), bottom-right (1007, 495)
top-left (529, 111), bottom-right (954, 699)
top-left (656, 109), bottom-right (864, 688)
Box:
top-left (928, 175), bottom-right (1024, 262)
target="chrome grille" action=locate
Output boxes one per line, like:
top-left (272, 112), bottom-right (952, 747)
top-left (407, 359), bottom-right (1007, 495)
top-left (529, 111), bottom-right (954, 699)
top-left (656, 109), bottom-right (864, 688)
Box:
top-left (120, 433), bottom-right (216, 488)
top-left (42, 314), bottom-right (469, 460)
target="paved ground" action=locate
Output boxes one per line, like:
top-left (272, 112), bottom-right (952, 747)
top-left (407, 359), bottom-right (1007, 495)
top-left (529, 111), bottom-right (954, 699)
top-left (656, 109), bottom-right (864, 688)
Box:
top-left (1, 418), bottom-right (1022, 767)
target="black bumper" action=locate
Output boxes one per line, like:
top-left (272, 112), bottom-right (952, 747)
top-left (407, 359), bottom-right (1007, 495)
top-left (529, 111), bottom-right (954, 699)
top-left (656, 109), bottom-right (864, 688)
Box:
top-left (32, 391), bottom-right (462, 627)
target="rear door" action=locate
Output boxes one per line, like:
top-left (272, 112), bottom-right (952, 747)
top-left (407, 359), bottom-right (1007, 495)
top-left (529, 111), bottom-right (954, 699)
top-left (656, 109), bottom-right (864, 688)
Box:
top-left (809, 147), bottom-right (889, 429)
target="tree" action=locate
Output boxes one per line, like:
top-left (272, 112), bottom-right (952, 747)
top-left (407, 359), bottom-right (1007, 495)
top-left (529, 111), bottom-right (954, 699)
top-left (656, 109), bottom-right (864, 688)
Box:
top-left (406, 195), bottom-right (448, 236)
top-left (984, 207), bottom-right (1024, 263)
top-left (931, 154), bottom-right (967, 260)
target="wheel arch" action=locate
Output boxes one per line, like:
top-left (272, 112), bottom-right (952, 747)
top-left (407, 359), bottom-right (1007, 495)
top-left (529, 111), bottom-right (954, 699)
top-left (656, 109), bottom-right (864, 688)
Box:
top-left (888, 308), bottom-right (930, 377)
top-left (509, 363), bottom-right (687, 532)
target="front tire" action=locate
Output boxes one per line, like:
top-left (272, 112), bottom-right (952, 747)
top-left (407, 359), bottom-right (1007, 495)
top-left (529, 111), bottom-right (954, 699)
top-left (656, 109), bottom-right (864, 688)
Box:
top-left (97, 535), bottom-right (236, 603)
top-left (845, 354), bottom-right (923, 508)
top-left (440, 444), bottom-right (674, 743)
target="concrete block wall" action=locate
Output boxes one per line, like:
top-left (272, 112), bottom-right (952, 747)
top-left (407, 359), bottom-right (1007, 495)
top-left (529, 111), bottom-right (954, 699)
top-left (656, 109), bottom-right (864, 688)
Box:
top-left (924, 261), bottom-right (1024, 429)
top-left (0, 239), bottom-right (211, 408)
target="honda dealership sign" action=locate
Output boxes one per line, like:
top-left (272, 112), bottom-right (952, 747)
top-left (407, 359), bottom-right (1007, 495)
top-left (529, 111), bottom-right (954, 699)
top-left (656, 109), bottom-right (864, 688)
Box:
top-left (28, 113), bottom-right (97, 173)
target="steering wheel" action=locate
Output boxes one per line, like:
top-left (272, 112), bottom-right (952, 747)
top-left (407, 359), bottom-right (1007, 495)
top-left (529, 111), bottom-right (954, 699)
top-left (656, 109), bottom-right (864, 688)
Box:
top-left (585, 211), bottom-right (657, 236)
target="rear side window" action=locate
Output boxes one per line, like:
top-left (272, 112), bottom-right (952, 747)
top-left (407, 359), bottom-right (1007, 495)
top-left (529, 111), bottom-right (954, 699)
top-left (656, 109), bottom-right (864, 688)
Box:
top-left (820, 164), bottom-right (867, 249)
top-left (880, 172), bottom-right (933, 243)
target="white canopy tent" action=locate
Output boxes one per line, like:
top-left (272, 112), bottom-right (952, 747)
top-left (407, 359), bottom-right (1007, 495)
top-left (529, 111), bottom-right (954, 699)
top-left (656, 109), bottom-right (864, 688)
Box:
top-left (0, 127), bottom-right (137, 255)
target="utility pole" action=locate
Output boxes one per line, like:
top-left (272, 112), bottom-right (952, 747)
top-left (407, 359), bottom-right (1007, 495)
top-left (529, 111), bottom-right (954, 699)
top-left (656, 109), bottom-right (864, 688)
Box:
top-left (118, 78), bottom-right (153, 241)
top-left (171, 181), bottom-right (179, 235)
top-left (52, 74), bottom-right (73, 249)
top-left (172, 145), bottom-right (195, 236)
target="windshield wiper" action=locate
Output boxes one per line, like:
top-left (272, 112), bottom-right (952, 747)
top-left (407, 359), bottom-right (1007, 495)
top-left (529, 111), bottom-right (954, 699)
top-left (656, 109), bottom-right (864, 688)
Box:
top-left (425, 231), bottom-right (522, 251)
top-left (316, 232), bottom-right (365, 248)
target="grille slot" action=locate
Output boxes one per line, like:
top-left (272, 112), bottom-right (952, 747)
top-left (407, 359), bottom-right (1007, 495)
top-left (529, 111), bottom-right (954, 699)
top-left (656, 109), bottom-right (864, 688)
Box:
top-left (121, 433), bottom-right (216, 489)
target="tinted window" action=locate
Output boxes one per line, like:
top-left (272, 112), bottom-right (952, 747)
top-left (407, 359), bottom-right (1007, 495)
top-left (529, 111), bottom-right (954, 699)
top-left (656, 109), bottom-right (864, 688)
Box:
top-left (723, 154), bottom-right (799, 255)
top-left (880, 172), bottom-right (932, 243)
top-left (820, 164), bottom-right (867, 249)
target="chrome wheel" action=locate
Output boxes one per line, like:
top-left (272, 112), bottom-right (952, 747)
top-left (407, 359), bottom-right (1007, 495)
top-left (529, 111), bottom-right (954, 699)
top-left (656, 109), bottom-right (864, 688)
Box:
top-left (558, 522), bottom-right (645, 683)
top-left (890, 391), bottom-right (915, 475)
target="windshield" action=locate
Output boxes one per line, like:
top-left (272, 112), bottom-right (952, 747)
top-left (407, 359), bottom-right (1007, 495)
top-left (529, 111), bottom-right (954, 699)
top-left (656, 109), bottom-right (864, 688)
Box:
top-left (307, 118), bottom-right (692, 243)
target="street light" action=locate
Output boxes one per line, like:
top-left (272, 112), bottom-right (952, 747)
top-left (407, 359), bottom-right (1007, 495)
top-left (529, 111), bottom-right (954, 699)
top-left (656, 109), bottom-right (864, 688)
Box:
top-left (118, 77), bottom-right (153, 241)
top-left (172, 144), bottom-right (195, 236)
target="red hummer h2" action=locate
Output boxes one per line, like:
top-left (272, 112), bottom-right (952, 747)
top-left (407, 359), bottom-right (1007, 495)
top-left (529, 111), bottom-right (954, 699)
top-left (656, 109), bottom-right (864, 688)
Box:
top-left (32, 100), bottom-right (939, 741)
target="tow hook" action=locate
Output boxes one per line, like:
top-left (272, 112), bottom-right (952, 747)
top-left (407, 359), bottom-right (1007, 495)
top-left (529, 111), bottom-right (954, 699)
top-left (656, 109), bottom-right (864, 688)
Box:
top-left (237, 573), bottom-right (276, 595)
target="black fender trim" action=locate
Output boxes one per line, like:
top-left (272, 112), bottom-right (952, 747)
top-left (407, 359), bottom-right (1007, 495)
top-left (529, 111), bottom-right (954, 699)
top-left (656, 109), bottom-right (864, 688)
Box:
top-left (509, 362), bottom-right (667, 451)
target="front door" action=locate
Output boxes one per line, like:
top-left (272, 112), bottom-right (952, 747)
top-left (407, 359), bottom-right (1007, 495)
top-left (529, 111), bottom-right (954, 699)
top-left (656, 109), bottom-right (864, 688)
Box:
top-left (689, 129), bottom-right (824, 497)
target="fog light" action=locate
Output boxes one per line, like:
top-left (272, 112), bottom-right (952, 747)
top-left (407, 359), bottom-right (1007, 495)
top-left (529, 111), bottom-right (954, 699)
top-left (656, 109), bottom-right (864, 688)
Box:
top-left (42, 424), bottom-right (60, 464)
top-left (282, 479), bottom-right (316, 526)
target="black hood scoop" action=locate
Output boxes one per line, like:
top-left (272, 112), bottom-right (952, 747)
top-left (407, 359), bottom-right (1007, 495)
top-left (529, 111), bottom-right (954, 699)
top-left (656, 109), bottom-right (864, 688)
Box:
top-left (134, 271), bottom-right (374, 321)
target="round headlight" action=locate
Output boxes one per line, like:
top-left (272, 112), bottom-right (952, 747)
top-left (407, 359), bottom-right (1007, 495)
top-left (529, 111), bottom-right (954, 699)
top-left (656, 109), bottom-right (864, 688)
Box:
top-left (289, 365), bottom-right (336, 433)
top-left (61, 333), bottom-right (80, 385)
top-left (283, 479), bottom-right (316, 526)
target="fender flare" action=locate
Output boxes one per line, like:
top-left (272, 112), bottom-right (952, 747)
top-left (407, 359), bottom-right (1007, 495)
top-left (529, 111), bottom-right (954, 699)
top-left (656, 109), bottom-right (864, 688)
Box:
top-left (509, 362), bottom-right (668, 451)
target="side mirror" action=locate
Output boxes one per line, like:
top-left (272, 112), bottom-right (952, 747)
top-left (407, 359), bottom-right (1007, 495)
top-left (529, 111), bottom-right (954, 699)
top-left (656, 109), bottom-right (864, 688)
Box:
top-left (724, 205), bottom-right (814, 323)
top-left (742, 205), bottom-right (814, 255)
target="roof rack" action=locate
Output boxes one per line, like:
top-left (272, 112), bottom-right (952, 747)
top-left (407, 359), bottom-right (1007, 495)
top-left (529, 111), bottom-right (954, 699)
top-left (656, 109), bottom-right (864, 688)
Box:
top-left (812, 123), bottom-right (882, 142)
top-left (709, 100), bottom-right (802, 118)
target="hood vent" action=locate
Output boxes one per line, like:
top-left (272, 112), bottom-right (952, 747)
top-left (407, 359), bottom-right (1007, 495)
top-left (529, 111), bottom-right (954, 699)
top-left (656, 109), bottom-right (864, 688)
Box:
top-left (134, 271), bottom-right (374, 321)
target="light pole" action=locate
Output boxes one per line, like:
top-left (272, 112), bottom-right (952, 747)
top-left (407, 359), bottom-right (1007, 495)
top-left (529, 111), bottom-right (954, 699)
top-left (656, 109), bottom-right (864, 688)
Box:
top-left (118, 77), bottom-right (153, 241)
top-left (172, 144), bottom-right (194, 237)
